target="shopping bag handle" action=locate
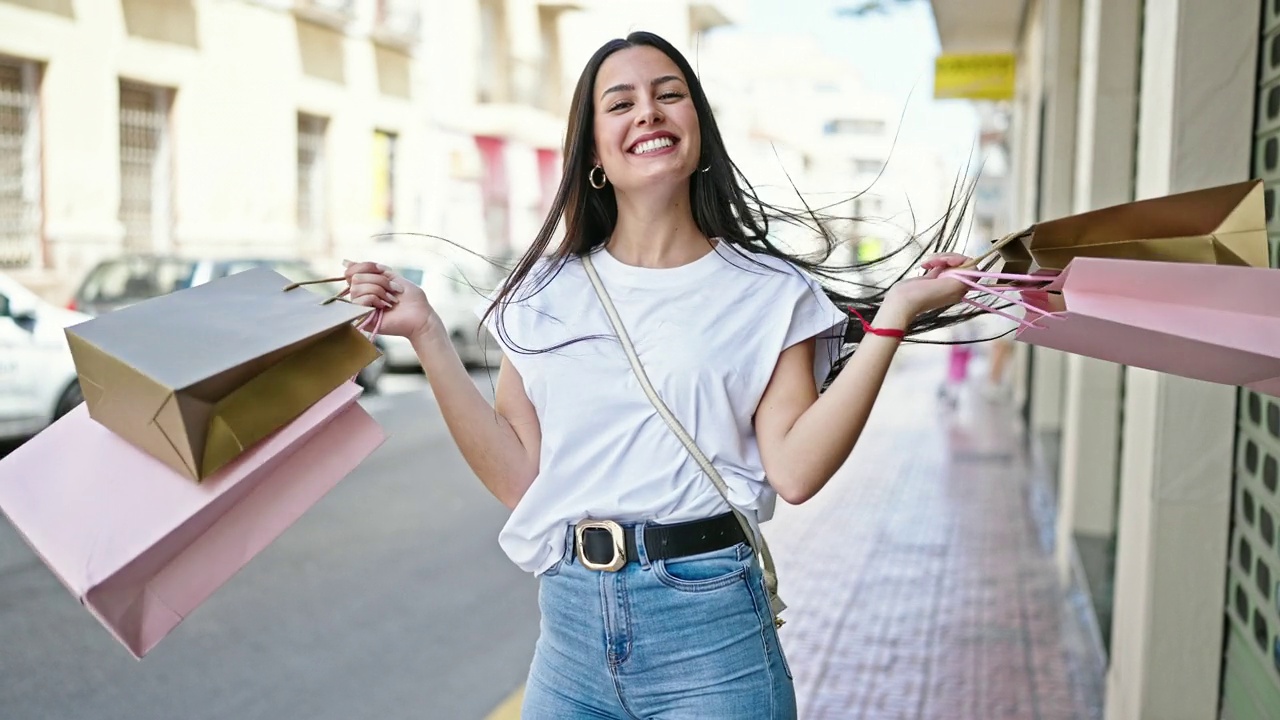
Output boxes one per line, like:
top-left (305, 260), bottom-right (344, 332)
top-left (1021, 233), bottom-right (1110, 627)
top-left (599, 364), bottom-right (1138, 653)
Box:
top-left (959, 227), bottom-right (1034, 269)
top-left (944, 268), bottom-right (1056, 286)
top-left (280, 278), bottom-right (385, 389)
top-left (959, 297), bottom-right (1038, 329)
top-left (942, 269), bottom-right (1062, 330)
top-left (359, 308), bottom-right (383, 342)
top-left (282, 277), bottom-right (384, 341)
top-left (283, 276), bottom-right (350, 305)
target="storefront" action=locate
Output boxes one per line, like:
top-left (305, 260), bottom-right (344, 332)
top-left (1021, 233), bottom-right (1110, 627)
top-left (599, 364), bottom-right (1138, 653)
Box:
top-left (929, 1), bottom-right (1269, 717)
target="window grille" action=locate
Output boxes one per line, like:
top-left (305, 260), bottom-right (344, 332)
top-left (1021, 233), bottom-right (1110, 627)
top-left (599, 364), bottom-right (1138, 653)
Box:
top-left (0, 59), bottom-right (40, 268)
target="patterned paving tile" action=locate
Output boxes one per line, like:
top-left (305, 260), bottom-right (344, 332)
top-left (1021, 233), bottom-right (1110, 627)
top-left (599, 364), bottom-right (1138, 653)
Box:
top-left (767, 352), bottom-right (1104, 720)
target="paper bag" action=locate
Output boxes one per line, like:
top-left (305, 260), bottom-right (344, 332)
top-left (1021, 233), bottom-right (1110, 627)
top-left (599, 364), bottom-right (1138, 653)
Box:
top-left (64, 266), bottom-right (379, 481)
top-left (948, 258), bottom-right (1280, 397)
top-left (0, 381), bottom-right (386, 658)
top-left (997, 180), bottom-right (1270, 272)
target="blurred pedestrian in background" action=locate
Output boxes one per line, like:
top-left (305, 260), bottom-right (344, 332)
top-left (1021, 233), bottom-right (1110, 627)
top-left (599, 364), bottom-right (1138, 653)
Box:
top-left (938, 315), bottom-right (981, 408)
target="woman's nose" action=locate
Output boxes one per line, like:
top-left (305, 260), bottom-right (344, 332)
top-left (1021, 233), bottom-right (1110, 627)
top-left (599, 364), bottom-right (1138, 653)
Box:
top-left (635, 103), bottom-right (664, 126)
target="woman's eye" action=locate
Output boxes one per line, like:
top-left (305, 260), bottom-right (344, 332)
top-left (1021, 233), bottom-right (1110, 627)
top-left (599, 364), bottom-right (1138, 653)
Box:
top-left (659, 92), bottom-right (686, 101)
top-left (608, 100), bottom-right (633, 112)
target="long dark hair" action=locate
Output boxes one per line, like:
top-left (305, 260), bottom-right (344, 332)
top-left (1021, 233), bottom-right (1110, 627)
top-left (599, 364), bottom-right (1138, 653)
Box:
top-left (481, 31), bottom-right (983, 386)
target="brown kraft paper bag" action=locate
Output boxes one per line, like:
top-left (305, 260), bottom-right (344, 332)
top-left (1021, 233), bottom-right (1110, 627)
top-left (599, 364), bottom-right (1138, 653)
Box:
top-left (997, 179), bottom-right (1269, 273)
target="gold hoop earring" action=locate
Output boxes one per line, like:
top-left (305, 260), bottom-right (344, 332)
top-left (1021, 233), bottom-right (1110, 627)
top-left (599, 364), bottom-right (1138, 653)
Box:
top-left (589, 165), bottom-right (608, 190)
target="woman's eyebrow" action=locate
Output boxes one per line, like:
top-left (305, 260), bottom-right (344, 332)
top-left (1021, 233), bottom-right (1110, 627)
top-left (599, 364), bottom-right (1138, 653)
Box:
top-left (600, 75), bottom-right (686, 99)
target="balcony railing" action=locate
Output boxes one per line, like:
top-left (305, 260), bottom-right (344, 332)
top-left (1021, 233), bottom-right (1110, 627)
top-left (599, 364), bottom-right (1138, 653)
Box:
top-left (372, 0), bottom-right (422, 49)
top-left (292, 0), bottom-right (356, 30)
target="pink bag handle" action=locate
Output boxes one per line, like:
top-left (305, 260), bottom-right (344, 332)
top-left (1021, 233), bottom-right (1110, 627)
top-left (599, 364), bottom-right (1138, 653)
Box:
top-left (347, 310), bottom-right (384, 386)
top-left (359, 308), bottom-right (384, 342)
top-left (942, 269), bottom-right (1063, 330)
top-left (943, 268), bottom-right (1056, 285)
top-left (960, 297), bottom-right (1043, 330)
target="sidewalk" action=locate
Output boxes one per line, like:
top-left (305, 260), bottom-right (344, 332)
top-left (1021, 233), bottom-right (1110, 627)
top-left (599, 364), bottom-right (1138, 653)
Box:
top-left (767, 346), bottom-right (1105, 720)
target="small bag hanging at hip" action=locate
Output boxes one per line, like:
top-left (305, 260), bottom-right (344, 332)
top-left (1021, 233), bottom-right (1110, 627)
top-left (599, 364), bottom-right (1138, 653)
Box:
top-left (582, 253), bottom-right (787, 628)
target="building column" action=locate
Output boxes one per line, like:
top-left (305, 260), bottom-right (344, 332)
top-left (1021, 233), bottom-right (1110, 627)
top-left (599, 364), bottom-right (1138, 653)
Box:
top-left (1103, 1), bottom-right (1259, 717)
top-left (1029, 348), bottom-right (1065, 439)
top-left (1056, 357), bottom-right (1123, 579)
top-left (1037, 0), bottom-right (1080, 222)
top-left (1007, 1), bottom-right (1045, 429)
top-left (1025, 0), bottom-right (1081, 453)
top-left (1054, 0), bottom-right (1141, 585)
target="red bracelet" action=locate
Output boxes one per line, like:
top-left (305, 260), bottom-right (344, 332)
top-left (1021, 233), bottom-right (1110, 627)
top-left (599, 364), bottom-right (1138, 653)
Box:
top-left (848, 306), bottom-right (906, 340)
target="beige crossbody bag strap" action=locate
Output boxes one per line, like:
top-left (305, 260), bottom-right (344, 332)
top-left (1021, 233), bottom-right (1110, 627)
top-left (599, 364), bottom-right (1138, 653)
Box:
top-left (582, 253), bottom-right (786, 627)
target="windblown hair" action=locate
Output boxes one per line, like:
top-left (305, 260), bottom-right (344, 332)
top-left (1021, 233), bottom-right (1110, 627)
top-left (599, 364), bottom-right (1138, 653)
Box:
top-left (480, 31), bottom-right (985, 388)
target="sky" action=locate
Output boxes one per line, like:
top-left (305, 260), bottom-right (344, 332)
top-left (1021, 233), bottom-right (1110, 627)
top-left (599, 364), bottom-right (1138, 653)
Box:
top-left (727, 0), bottom-right (981, 169)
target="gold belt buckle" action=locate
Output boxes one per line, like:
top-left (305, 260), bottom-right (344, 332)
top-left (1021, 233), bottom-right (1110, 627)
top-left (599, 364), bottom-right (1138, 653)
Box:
top-left (574, 519), bottom-right (626, 572)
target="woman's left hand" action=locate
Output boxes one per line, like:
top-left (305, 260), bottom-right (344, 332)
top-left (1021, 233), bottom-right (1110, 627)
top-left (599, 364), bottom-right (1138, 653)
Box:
top-left (882, 252), bottom-right (971, 320)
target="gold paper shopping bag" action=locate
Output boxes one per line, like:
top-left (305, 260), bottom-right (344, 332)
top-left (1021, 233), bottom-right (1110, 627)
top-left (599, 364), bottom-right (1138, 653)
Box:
top-left (64, 267), bottom-right (379, 481)
top-left (997, 180), bottom-right (1269, 272)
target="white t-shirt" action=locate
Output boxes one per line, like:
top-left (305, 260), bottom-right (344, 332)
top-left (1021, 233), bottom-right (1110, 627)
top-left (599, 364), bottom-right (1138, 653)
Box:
top-left (476, 242), bottom-right (847, 575)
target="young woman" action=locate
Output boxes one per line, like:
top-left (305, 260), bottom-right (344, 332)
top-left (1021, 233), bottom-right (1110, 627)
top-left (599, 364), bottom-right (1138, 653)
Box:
top-left (345, 31), bottom-right (973, 720)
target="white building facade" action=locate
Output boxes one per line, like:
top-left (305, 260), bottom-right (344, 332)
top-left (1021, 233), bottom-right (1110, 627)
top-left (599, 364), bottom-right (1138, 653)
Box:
top-left (0, 0), bottom-right (746, 300)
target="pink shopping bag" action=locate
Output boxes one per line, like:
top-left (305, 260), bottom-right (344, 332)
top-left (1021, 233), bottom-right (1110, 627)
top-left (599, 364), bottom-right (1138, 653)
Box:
top-left (945, 257), bottom-right (1280, 397)
top-left (0, 381), bottom-right (385, 658)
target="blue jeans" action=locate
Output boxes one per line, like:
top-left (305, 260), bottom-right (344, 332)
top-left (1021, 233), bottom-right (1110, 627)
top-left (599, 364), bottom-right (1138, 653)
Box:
top-left (521, 526), bottom-right (797, 719)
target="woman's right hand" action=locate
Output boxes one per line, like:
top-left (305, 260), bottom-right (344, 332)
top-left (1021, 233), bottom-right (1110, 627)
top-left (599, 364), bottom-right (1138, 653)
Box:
top-left (343, 260), bottom-right (439, 340)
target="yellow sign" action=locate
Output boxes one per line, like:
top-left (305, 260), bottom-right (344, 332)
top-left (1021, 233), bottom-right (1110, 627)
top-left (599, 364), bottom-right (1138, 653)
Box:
top-left (371, 130), bottom-right (395, 224)
top-left (934, 53), bottom-right (1016, 101)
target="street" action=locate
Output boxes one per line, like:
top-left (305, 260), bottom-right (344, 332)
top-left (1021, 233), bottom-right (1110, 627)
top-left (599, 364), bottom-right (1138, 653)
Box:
top-left (0, 370), bottom-right (538, 720)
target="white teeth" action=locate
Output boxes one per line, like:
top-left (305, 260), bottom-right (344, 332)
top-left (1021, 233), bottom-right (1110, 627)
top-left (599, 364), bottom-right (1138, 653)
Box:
top-left (631, 137), bottom-right (675, 154)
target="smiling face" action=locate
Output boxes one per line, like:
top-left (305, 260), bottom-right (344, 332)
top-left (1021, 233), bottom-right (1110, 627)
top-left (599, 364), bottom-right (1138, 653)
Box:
top-left (591, 45), bottom-right (702, 196)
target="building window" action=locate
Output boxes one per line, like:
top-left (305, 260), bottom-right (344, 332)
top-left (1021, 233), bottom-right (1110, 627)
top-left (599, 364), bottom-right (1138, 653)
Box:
top-left (373, 0), bottom-right (422, 48)
top-left (371, 130), bottom-right (397, 232)
top-left (297, 113), bottom-right (328, 248)
top-left (537, 6), bottom-right (564, 113)
top-left (477, 0), bottom-right (510, 103)
top-left (824, 118), bottom-right (887, 136)
top-left (853, 159), bottom-right (884, 175)
top-left (118, 80), bottom-right (173, 252)
top-left (0, 58), bottom-right (41, 269)
top-left (855, 196), bottom-right (884, 216)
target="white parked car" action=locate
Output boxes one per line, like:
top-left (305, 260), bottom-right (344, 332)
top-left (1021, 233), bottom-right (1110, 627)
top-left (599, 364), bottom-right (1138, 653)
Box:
top-left (0, 272), bottom-right (90, 442)
top-left (381, 261), bottom-right (503, 371)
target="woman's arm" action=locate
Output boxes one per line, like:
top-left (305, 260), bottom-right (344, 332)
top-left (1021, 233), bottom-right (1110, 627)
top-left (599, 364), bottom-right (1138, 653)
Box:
top-left (345, 261), bottom-right (540, 508)
top-left (410, 327), bottom-right (541, 510)
top-left (754, 254), bottom-right (969, 504)
top-left (753, 306), bottom-right (907, 504)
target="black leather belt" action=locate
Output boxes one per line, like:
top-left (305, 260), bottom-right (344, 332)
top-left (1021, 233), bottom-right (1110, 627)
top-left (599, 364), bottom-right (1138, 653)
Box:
top-left (573, 512), bottom-right (746, 572)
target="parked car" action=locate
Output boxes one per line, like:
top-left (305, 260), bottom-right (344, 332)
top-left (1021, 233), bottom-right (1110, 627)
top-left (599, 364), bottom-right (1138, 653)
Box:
top-left (70, 255), bottom-right (347, 315)
top-left (70, 255), bottom-right (386, 392)
top-left (0, 272), bottom-right (89, 442)
top-left (381, 261), bottom-right (503, 371)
